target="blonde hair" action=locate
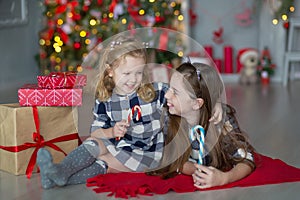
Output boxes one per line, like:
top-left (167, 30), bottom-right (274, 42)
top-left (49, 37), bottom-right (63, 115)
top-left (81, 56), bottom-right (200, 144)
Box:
top-left (95, 36), bottom-right (155, 102)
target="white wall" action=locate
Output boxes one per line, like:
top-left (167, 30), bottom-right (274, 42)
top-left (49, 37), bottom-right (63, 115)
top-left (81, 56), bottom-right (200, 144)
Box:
top-left (258, 1), bottom-right (286, 82)
top-left (0, 2), bottom-right (42, 102)
top-left (190, 0), bottom-right (294, 82)
top-left (190, 0), bottom-right (259, 72)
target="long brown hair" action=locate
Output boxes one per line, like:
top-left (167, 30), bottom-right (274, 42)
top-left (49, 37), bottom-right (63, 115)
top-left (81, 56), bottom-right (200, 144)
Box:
top-left (150, 62), bottom-right (255, 178)
top-left (95, 36), bottom-right (155, 102)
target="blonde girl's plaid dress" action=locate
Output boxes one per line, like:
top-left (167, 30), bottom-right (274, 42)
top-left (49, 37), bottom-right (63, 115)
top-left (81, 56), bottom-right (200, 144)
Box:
top-left (91, 82), bottom-right (169, 172)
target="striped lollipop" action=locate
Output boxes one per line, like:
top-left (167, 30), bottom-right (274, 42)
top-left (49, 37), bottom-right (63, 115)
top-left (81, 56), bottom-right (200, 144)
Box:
top-left (189, 125), bottom-right (205, 165)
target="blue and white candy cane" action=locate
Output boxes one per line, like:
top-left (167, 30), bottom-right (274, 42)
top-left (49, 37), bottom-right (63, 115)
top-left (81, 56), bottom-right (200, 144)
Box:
top-left (189, 125), bottom-right (205, 165)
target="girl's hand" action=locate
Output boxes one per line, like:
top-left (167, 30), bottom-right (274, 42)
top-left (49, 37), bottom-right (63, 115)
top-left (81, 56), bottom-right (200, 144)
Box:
top-left (209, 102), bottom-right (223, 124)
top-left (112, 120), bottom-right (129, 139)
top-left (192, 164), bottom-right (228, 189)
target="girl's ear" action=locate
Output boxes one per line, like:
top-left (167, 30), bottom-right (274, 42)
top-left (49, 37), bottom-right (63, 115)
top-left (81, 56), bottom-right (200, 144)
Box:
top-left (193, 98), bottom-right (204, 110)
top-left (106, 64), bottom-right (114, 77)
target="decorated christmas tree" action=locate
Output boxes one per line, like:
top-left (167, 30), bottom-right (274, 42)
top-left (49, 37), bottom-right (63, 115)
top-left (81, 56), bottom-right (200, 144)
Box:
top-left (37, 0), bottom-right (184, 75)
top-left (257, 47), bottom-right (276, 79)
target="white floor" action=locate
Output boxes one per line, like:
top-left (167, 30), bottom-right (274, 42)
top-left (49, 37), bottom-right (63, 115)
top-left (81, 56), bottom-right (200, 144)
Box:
top-left (1, 81), bottom-right (300, 200)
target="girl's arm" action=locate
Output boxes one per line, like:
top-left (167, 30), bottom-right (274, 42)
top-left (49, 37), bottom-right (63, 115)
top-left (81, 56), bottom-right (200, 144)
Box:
top-left (223, 162), bottom-right (252, 183)
top-left (91, 127), bottom-right (114, 139)
top-left (192, 162), bottom-right (252, 189)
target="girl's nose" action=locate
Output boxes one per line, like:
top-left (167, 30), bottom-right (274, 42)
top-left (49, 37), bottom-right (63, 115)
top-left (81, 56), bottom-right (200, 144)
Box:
top-left (165, 89), bottom-right (171, 99)
top-left (129, 74), bottom-right (137, 82)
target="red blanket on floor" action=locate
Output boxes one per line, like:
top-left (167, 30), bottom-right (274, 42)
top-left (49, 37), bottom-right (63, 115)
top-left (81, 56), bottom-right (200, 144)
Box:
top-left (86, 154), bottom-right (300, 198)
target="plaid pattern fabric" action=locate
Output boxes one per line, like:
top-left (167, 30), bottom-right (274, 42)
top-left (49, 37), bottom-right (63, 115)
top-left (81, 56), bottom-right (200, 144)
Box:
top-left (189, 104), bottom-right (254, 164)
top-left (91, 82), bottom-right (168, 171)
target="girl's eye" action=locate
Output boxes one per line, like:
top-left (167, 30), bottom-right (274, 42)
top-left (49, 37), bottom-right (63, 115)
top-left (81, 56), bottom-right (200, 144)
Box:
top-left (169, 88), bottom-right (177, 95)
top-left (123, 72), bottom-right (130, 75)
top-left (137, 72), bottom-right (143, 75)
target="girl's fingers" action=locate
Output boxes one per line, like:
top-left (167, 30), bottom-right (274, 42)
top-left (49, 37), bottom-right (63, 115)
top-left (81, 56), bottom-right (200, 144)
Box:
top-left (194, 182), bottom-right (210, 189)
top-left (192, 174), bottom-right (208, 188)
top-left (194, 164), bottom-right (212, 175)
top-left (193, 172), bottom-right (212, 189)
top-left (118, 121), bottom-right (129, 127)
top-left (193, 170), bottom-right (209, 181)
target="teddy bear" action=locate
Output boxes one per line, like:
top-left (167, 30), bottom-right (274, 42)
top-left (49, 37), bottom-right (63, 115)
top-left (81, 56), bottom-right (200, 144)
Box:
top-left (237, 48), bottom-right (259, 84)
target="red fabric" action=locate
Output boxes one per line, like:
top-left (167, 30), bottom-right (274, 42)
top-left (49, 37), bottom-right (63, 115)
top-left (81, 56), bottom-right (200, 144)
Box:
top-left (86, 153), bottom-right (300, 198)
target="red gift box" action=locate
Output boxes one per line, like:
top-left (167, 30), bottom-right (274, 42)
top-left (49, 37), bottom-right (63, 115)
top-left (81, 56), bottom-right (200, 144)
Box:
top-left (18, 84), bottom-right (82, 106)
top-left (37, 72), bottom-right (87, 89)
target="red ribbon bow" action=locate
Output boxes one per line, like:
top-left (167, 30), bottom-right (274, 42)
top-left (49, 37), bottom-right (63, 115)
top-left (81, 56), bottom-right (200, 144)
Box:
top-left (49, 72), bottom-right (77, 78)
top-left (49, 72), bottom-right (78, 88)
top-left (0, 106), bottom-right (80, 179)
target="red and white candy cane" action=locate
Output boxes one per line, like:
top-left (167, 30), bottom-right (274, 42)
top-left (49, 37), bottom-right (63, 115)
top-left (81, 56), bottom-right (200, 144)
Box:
top-left (116, 105), bottom-right (142, 140)
top-left (127, 105), bottom-right (142, 123)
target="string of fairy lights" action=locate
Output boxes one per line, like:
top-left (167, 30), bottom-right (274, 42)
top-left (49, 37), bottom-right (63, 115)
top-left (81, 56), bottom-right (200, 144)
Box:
top-left (272, 5), bottom-right (295, 25)
top-left (268, 0), bottom-right (295, 26)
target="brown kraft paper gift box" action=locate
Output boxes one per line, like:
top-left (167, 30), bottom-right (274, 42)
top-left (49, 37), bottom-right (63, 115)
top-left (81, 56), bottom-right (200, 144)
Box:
top-left (0, 103), bottom-right (80, 176)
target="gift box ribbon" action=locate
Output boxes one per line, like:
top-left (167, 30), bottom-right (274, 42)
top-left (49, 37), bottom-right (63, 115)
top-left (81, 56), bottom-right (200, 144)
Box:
top-left (49, 71), bottom-right (78, 88)
top-left (0, 106), bottom-right (80, 179)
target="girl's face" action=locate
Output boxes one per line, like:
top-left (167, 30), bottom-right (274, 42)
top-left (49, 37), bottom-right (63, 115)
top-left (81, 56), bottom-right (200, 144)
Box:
top-left (111, 56), bottom-right (145, 95)
top-left (165, 72), bottom-right (200, 120)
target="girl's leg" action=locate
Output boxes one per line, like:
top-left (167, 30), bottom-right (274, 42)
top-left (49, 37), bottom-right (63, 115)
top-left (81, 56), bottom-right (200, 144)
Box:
top-left (100, 153), bottom-right (132, 173)
top-left (66, 159), bottom-right (107, 185)
top-left (37, 139), bottom-right (102, 188)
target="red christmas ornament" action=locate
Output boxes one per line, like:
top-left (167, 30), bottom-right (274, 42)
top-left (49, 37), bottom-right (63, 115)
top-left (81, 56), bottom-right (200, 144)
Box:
top-left (83, 5), bottom-right (89, 12)
top-left (72, 13), bottom-right (81, 21)
top-left (283, 21), bottom-right (289, 29)
top-left (102, 17), bottom-right (108, 23)
top-left (74, 42), bottom-right (81, 49)
top-left (155, 16), bottom-right (165, 23)
top-left (97, 0), bottom-right (103, 5)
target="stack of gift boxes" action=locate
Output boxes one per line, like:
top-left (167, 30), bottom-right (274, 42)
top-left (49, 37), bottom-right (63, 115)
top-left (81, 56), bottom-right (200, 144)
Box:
top-left (0, 72), bottom-right (86, 178)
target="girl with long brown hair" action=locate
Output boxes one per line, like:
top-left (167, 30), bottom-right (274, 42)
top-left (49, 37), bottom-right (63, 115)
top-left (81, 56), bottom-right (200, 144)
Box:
top-left (151, 62), bottom-right (255, 189)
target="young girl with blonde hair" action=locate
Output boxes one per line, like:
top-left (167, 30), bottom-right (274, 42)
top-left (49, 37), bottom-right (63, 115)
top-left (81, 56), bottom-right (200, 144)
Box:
top-left (37, 35), bottom-right (168, 189)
